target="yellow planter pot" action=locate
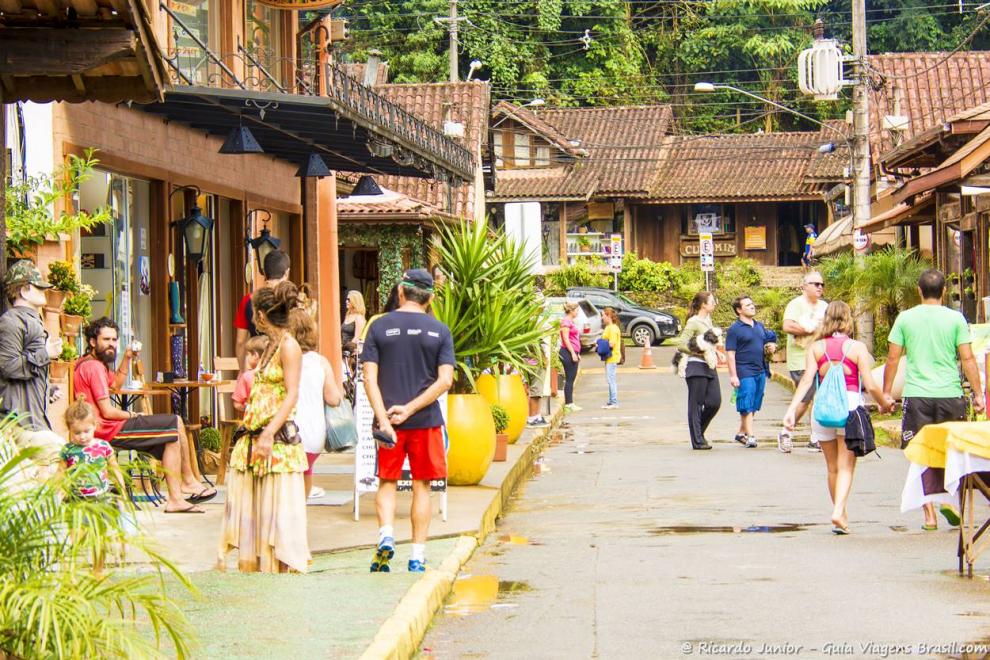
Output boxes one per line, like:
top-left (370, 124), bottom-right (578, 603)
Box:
top-left (446, 393), bottom-right (496, 486)
top-left (476, 373), bottom-right (528, 444)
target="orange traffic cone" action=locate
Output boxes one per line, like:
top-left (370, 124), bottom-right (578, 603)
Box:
top-left (639, 343), bottom-right (657, 370)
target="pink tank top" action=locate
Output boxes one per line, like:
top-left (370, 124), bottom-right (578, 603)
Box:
top-left (815, 334), bottom-right (860, 392)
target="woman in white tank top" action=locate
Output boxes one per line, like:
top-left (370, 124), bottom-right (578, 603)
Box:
top-left (291, 309), bottom-right (342, 499)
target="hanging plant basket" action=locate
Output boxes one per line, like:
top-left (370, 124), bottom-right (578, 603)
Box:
top-left (60, 314), bottom-right (84, 337)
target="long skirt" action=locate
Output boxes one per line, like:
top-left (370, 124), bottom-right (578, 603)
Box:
top-left (217, 468), bottom-right (310, 573)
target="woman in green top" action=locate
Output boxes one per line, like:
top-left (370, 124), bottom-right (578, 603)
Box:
top-left (677, 291), bottom-right (722, 450)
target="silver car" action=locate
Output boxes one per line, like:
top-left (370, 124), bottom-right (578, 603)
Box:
top-left (545, 296), bottom-right (603, 352)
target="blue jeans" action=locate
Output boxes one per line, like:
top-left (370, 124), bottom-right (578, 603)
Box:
top-left (605, 362), bottom-right (618, 405)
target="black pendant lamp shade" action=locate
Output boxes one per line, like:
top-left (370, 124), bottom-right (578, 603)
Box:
top-left (219, 125), bottom-right (264, 154)
top-left (296, 153), bottom-right (331, 178)
top-left (352, 175), bottom-right (383, 196)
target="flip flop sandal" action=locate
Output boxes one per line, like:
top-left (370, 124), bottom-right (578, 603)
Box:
top-left (938, 504), bottom-right (961, 527)
top-left (164, 505), bottom-right (206, 514)
top-left (832, 526), bottom-right (850, 535)
top-left (921, 523), bottom-right (938, 532)
top-left (186, 488), bottom-right (218, 504)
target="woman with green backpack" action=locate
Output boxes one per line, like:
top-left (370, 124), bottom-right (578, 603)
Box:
top-left (783, 301), bottom-right (894, 534)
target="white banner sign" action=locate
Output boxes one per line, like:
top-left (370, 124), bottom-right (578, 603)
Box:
top-left (699, 232), bottom-right (715, 272)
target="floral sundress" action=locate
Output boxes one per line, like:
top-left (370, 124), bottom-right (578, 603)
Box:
top-left (60, 441), bottom-right (113, 498)
top-left (228, 336), bottom-right (307, 476)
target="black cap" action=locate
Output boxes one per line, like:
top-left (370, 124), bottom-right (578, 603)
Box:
top-left (401, 268), bottom-right (434, 291)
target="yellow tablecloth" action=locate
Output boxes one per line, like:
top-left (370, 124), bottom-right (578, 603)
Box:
top-left (904, 421), bottom-right (990, 469)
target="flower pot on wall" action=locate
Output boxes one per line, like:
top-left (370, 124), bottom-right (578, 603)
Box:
top-left (45, 289), bottom-right (67, 310)
top-left (476, 374), bottom-right (528, 444)
top-left (60, 314), bottom-right (84, 337)
top-left (49, 361), bottom-right (69, 381)
top-left (445, 393), bottom-right (496, 486)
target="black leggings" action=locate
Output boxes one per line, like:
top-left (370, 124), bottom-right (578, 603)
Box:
top-left (686, 371), bottom-right (721, 448)
top-left (559, 347), bottom-right (579, 405)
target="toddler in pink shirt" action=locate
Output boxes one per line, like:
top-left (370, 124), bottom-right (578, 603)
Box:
top-left (232, 335), bottom-right (269, 414)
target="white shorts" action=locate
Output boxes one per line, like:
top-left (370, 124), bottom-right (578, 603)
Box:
top-left (810, 391), bottom-right (863, 442)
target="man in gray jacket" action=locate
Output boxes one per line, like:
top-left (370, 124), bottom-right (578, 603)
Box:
top-left (0, 260), bottom-right (64, 477)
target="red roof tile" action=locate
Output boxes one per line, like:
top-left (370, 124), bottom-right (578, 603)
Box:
top-left (868, 51), bottom-right (990, 160)
top-left (491, 104), bottom-right (673, 200)
top-left (340, 81), bottom-right (490, 221)
top-left (650, 132), bottom-right (826, 203)
top-left (337, 189), bottom-right (447, 221)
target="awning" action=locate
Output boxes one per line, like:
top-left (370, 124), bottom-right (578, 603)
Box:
top-left (892, 124), bottom-right (990, 205)
top-left (136, 81), bottom-right (474, 181)
top-left (0, 0), bottom-right (166, 103)
top-left (859, 191), bottom-right (935, 233)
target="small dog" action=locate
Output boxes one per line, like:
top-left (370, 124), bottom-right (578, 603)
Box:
top-left (672, 327), bottom-right (724, 376)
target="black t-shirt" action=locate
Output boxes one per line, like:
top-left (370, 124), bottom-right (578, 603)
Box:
top-left (360, 310), bottom-right (455, 429)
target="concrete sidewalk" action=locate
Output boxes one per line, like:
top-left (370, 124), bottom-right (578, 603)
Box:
top-left (140, 398), bottom-right (561, 658)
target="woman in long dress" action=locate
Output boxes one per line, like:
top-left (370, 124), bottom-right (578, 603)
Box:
top-left (218, 281), bottom-right (309, 573)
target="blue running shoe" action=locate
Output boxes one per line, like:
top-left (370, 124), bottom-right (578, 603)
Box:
top-left (370, 536), bottom-right (395, 573)
top-left (407, 559), bottom-right (426, 573)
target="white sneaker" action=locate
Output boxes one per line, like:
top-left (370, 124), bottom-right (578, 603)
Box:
top-left (602, 403), bottom-right (618, 409)
top-left (777, 430), bottom-right (792, 453)
top-left (746, 435), bottom-right (758, 448)
top-left (308, 486), bottom-right (326, 499)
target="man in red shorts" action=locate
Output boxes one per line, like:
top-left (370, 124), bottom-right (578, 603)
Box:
top-left (361, 269), bottom-right (454, 573)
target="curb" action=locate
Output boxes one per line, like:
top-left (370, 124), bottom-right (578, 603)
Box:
top-left (359, 404), bottom-right (565, 660)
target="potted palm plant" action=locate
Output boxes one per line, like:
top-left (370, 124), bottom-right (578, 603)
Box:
top-left (433, 220), bottom-right (553, 485)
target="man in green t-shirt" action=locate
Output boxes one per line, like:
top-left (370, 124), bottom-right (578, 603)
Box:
top-left (883, 269), bottom-right (985, 531)
top-left (777, 272), bottom-right (828, 453)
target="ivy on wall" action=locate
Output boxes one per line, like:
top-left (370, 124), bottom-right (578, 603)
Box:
top-left (338, 224), bottom-right (427, 305)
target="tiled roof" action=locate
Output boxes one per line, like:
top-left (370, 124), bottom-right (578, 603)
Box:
top-left (649, 131), bottom-right (826, 203)
top-left (868, 51), bottom-right (990, 160)
top-left (340, 81), bottom-right (490, 221)
top-left (806, 120), bottom-right (850, 181)
top-left (492, 101), bottom-right (586, 158)
top-left (337, 188), bottom-right (445, 220)
top-left (491, 104), bottom-right (673, 200)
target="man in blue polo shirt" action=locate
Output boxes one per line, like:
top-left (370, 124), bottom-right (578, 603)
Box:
top-left (726, 295), bottom-right (778, 448)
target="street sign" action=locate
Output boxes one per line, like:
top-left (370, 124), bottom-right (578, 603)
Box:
top-left (699, 232), bottom-right (715, 272)
top-left (853, 228), bottom-right (870, 253)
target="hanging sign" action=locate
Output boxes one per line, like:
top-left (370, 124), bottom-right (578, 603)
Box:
top-left (699, 232), bottom-right (715, 272)
top-left (253, 0), bottom-right (343, 9)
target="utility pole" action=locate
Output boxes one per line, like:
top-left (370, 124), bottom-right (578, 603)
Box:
top-left (435, 0), bottom-right (465, 82)
top-left (448, 0), bottom-right (459, 82)
top-left (851, 0), bottom-right (874, 350)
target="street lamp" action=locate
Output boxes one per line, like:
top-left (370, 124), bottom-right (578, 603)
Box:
top-left (245, 209), bottom-right (280, 275)
top-left (169, 185), bottom-right (214, 264)
top-left (693, 82), bottom-right (853, 157)
top-left (521, 98), bottom-right (545, 108)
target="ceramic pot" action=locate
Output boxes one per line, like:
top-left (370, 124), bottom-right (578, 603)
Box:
top-left (476, 373), bottom-right (528, 444)
top-left (445, 393), bottom-right (496, 486)
top-left (49, 361), bottom-right (69, 381)
top-left (550, 367), bottom-right (559, 397)
top-left (493, 433), bottom-right (508, 462)
top-left (44, 289), bottom-right (67, 310)
top-left (60, 314), bottom-right (83, 337)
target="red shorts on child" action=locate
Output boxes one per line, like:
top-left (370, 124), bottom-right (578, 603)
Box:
top-left (377, 427), bottom-right (446, 481)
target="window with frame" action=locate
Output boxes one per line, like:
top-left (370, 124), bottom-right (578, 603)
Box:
top-left (513, 132), bottom-right (531, 168)
top-left (683, 204), bottom-right (735, 235)
top-left (245, 0), bottom-right (285, 88)
top-left (169, 0), bottom-right (219, 86)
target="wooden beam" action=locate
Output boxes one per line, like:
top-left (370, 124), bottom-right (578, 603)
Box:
top-left (0, 75), bottom-right (155, 103)
top-left (0, 28), bottom-right (136, 76)
top-left (71, 74), bottom-right (86, 94)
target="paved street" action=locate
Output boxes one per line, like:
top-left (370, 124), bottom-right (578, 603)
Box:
top-left (422, 347), bottom-right (990, 659)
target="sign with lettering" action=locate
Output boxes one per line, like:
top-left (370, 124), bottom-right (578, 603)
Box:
top-left (699, 233), bottom-right (715, 272)
top-left (744, 226), bottom-right (767, 250)
top-left (680, 239), bottom-right (737, 258)
top-left (853, 229), bottom-right (870, 253)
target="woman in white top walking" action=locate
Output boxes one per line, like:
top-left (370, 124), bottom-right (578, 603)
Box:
top-left (291, 306), bottom-right (342, 499)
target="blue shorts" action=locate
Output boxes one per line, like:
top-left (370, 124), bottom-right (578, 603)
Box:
top-left (736, 373), bottom-right (767, 414)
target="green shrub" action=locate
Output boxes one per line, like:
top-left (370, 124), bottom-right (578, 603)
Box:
top-left (717, 257), bottom-right (762, 289)
top-left (753, 287), bottom-right (792, 340)
top-left (199, 426), bottom-right (221, 452)
top-left (544, 258), bottom-right (610, 296)
top-left (490, 403), bottom-right (510, 434)
top-left (618, 253), bottom-right (684, 293)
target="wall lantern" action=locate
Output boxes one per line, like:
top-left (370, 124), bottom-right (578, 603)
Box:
top-left (169, 185), bottom-right (215, 264)
top-left (246, 209), bottom-right (280, 274)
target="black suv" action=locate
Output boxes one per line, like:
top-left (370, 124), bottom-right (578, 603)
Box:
top-left (566, 287), bottom-right (680, 346)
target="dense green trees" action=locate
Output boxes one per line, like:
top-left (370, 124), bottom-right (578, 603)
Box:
top-left (339, 0), bottom-right (989, 131)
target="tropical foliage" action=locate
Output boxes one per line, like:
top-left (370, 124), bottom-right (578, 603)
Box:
top-left (339, 0), bottom-right (989, 131)
top-left (433, 220), bottom-right (553, 393)
top-left (4, 150), bottom-right (112, 255)
top-left (0, 417), bottom-right (194, 658)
